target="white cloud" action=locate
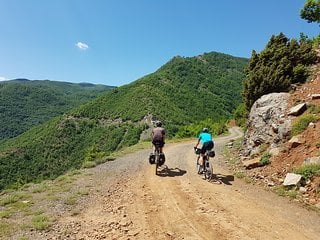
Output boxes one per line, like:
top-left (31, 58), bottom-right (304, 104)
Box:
top-left (76, 42), bottom-right (89, 50)
top-left (0, 76), bottom-right (7, 81)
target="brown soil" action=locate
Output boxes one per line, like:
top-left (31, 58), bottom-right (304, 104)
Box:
top-left (4, 127), bottom-right (320, 240)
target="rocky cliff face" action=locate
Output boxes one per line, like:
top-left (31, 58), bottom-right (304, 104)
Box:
top-left (242, 92), bottom-right (291, 157)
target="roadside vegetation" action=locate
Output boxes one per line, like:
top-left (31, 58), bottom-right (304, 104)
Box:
top-left (291, 113), bottom-right (319, 136)
top-left (0, 169), bottom-right (87, 239)
top-left (294, 164), bottom-right (320, 180)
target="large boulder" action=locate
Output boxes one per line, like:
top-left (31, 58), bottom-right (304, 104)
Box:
top-left (243, 93), bottom-right (291, 157)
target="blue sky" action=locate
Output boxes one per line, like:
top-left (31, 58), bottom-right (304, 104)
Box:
top-left (0, 0), bottom-right (318, 86)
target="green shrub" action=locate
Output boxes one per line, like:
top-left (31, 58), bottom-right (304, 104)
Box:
top-left (260, 152), bottom-right (271, 166)
top-left (294, 164), bottom-right (320, 180)
top-left (291, 114), bottom-right (319, 136)
top-left (243, 33), bottom-right (317, 110)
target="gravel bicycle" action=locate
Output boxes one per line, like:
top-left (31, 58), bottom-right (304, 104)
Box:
top-left (149, 144), bottom-right (165, 175)
top-left (194, 147), bottom-right (215, 180)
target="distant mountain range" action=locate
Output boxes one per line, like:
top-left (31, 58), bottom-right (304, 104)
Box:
top-left (0, 52), bottom-right (248, 190)
top-left (0, 79), bottom-right (114, 141)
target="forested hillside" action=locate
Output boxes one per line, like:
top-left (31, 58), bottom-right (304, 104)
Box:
top-left (0, 79), bottom-right (114, 141)
top-left (0, 52), bottom-right (248, 190)
top-left (73, 52), bottom-right (248, 135)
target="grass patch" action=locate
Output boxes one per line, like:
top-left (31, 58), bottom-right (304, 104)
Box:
top-left (62, 189), bottom-right (89, 206)
top-left (18, 237), bottom-right (29, 240)
top-left (0, 221), bottom-right (14, 238)
top-left (0, 194), bottom-right (22, 206)
top-left (234, 171), bottom-right (245, 179)
top-left (274, 186), bottom-right (299, 199)
top-left (308, 104), bottom-right (320, 114)
top-left (64, 195), bottom-right (78, 205)
top-left (31, 214), bottom-right (51, 230)
top-left (291, 114), bottom-right (319, 136)
top-left (82, 160), bottom-right (97, 168)
top-left (111, 141), bottom-right (151, 157)
top-left (0, 209), bottom-right (12, 218)
top-left (294, 164), bottom-right (320, 180)
top-left (77, 189), bottom-right (89, 196)
top-left (31, 184), bottom-right (49, 193)
top-left (56, 175), bottom-right (73, 184)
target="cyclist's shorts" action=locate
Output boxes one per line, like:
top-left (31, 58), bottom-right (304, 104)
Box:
top-left (201, 141), bottom-right (214, 154)
top-left (152, 139), bottom-right (164, 148)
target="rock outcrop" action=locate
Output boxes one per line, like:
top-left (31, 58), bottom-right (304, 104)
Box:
top-left (243, 92), bottom-right (291, 157)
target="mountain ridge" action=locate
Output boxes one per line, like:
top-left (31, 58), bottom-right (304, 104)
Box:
top-left (0, 79), bottom-right (114, 141)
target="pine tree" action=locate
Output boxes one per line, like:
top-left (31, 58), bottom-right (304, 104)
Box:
top-left (242, 33), bottom-right (317, 111)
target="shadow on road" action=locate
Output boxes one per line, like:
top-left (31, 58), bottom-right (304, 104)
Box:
top-left (157, 166), bottom-right (187, 177)
top-left (212, 173), bottom-right (234, 185)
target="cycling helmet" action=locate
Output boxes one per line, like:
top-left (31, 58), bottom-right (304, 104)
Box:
top-left (202, 127), bottom-right (208, 132)
top-left (156, 121), bottom-right (162, 127)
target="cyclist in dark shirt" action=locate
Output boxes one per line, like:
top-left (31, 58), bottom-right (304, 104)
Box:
top-left (151, 121), bottom-right (165, 153)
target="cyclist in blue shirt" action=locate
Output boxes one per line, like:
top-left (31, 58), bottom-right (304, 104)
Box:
top-left (195, 128), bottom-right (214, 165)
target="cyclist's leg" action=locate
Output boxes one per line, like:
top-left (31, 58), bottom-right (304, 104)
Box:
top-left (159, 140), bottom-right (164, 153)
top-left (200, 144), bottom-right (207, 167)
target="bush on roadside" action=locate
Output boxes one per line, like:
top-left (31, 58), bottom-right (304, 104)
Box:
top-left (260, 152), bottom-right (271, 166)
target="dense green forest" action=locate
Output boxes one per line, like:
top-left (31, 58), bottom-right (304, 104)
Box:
top-left (0, 52), bottom-right (248, 190)
top-left (73, 52), bottom-right (248, 135)
top-left (0, 79), bottom-right (114, 141)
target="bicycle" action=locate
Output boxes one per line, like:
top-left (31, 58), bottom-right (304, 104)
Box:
top-left (194, 147), bottom-right (215, 180)
top-left (150, 143), bottom-right (165, 175)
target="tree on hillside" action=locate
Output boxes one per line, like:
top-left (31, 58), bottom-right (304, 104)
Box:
top-left (242, 33), bottom-right (317, 110)
top-left (300, 0), bottom-right (320, 23)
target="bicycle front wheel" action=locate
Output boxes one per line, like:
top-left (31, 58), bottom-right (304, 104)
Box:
top-left (197, 160), bottom-right (202, 174)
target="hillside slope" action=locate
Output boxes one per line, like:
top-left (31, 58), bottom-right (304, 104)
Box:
top-left (0, 52), bottom-right (248, 190)
top-left (73, 52), bottom-right (248, 133)
top-left (0, 79), bottom-right (114, 141)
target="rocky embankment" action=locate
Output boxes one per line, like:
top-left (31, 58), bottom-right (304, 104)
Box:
top-left (240, 70), bottom-right (320, 207)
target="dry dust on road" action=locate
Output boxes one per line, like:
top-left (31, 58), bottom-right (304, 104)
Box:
top-left (37, 128), bottom-right (320, 240)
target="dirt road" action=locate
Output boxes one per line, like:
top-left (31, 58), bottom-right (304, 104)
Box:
top-left (35, 127), bottom-right (320, 240)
